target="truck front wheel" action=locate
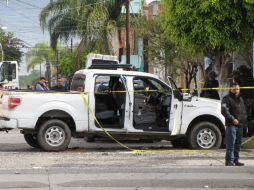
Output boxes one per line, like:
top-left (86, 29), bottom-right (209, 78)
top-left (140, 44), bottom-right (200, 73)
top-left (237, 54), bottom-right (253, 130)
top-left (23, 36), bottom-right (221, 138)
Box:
top-left (37, 119), bottom-right (71, 151)
top-left (188, 121), bottom-right (222, 149)
top-left (24, 134), bottom-right (40, 148)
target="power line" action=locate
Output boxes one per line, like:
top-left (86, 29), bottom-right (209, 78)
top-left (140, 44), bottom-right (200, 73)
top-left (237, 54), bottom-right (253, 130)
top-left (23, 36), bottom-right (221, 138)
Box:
top-left (14, 0), bottom-right (43, 9)
top-left (0, 0), bottom-right (40, 25)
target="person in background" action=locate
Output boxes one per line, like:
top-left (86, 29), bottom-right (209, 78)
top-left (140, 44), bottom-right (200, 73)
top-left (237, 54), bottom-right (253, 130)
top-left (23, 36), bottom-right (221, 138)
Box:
top-left (35, 77), bottom-right (49, 91)
top-left (51, 78), bottom-right (67, 92)
top-left (235, 65), bottom-right (254, 137)
top-left (200, 71), bottom-right (220, 100)
top-left (221, 82), bottom-right (247, 166)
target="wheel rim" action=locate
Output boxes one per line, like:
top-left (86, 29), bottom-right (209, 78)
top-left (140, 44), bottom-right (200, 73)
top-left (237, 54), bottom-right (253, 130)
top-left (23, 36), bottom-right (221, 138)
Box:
top-left (45, 126), bottom-right (65, 147)
top-left (197, 128), bottom-right (216, 149)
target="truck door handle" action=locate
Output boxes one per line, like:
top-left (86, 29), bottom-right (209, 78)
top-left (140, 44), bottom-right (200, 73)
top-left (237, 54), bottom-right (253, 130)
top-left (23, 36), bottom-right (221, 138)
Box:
top-left (174, 104), bottom-right (178, 109)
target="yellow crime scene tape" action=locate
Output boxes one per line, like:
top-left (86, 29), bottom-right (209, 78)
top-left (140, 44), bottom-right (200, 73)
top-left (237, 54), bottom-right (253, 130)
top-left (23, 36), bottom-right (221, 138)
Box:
top-left (79, 92), bottom-right (209, 154)
top-left (1, 85), bottom-right (254, 152)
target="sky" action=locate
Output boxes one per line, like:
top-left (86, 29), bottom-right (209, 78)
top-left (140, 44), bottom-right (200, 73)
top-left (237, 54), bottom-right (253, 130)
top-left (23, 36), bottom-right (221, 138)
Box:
top-left (0, 0), bottom-right (49, 47)
top-left (0, 0), bottom-right (157, 74)
top-left (0, 0), bottom-right (156, 47)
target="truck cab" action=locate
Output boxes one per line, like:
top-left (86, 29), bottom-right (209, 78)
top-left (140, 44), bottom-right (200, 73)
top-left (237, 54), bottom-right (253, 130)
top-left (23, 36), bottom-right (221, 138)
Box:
top-left (69, 59), bottom-right (225, 150)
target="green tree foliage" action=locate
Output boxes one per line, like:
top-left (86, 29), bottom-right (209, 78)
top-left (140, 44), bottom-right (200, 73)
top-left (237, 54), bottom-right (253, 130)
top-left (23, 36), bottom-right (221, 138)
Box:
top-left (40, 0), bottom-right (125, 70)
top-left (146, 18), bottom-right (178, 78)
top-left (58, 48), bottom-right (89, 77)
top-left (162, 0), bottom-right (254, 84)
top-left (19, 70), bottom-right (40, 89)
top-left (133, 10), bottom-right (201, 89)
top-left (0, 28), bottom-right (23, 62)
top-left (26, 42), bottom-right (56, 87)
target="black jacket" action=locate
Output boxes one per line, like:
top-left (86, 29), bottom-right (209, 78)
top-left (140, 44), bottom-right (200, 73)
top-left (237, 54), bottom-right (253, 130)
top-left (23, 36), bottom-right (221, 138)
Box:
top-left (221, 93), bottom-right (247, 126)
top-left (51, 85), bottom-right (67, 92)
top-left (201, 79), bottom-right (220, 100)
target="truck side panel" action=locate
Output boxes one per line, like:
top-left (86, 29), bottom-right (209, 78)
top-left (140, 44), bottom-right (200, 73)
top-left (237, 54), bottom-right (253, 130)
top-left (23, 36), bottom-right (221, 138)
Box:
top-left (0, 93), bottom-right (89, 132)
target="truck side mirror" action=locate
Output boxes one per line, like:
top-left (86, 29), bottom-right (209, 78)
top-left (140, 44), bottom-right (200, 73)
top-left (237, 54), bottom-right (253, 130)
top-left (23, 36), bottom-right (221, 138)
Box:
top-left (182, 93), bottom-right (192, 101)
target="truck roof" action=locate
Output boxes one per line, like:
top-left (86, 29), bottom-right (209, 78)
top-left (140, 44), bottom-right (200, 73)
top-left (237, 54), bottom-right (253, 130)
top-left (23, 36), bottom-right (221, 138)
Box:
top-left (75, 69), bottom-right (161, 79)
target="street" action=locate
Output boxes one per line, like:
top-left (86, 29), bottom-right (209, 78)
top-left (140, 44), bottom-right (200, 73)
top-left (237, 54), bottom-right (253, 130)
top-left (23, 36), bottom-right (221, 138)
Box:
top-left (0, 130), bottom-right (253, 189)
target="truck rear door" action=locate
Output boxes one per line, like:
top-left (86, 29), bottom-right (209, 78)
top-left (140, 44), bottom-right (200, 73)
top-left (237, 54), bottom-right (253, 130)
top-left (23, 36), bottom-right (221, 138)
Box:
top-left (89, 74), bottom-right (127, 132)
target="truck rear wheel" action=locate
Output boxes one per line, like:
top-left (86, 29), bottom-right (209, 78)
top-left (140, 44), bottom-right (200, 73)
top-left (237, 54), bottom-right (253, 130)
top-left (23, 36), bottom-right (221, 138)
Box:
top-left (188, 121), bottom-right (222, 149)
top-left (37, 119), bottom-right (71, 151)
top-left (24, 134), bottom-right (40, 148)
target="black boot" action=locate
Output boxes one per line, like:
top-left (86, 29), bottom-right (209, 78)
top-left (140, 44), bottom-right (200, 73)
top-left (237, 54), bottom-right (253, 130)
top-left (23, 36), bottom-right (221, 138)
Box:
top-left (234, 162), bottom-right (244, 166)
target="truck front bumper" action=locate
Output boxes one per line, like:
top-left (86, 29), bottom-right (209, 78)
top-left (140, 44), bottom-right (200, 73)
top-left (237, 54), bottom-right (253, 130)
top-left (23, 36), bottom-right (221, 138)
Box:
top-left (0, 117), bottom-right (18, 129)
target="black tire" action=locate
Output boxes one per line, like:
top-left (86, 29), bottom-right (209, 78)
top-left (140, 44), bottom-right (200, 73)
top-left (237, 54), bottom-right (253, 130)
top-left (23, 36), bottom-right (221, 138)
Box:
top-left (24, 134), bottom-right (40, 148)
top-left (37, 119), bottom-right (71, 151)
top-left (188, 121), bottom-right (222, 149)
top-left (171, 137), bottom-right (189, 148)
top-left (86, 136), bottom-right (95, 142)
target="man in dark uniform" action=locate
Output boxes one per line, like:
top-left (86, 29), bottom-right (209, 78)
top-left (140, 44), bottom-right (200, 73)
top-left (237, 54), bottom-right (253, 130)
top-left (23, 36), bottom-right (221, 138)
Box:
top-left (200, 71), bottom-right (220, 100)
top-left (51, 79), bottom-right (67, 92)
top-left (221, 82), bottom-right (247, 166)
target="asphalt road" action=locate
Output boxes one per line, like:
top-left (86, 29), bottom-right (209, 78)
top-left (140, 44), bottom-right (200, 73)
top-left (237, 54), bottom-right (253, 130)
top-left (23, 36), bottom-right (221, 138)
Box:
top-left (0, 129), bottom-right (253, 189)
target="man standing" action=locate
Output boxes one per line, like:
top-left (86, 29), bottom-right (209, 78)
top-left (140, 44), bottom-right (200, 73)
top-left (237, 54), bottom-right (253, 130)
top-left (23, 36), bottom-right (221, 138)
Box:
top-left (35, 77), bottom-right (49, 91)
top-left (221, 82), bottom-right (247, 166)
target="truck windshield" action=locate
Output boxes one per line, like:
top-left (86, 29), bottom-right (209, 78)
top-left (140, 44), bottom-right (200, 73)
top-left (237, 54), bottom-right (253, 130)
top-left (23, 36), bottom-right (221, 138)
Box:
top-left (70, 74), bottom-right (86, 92)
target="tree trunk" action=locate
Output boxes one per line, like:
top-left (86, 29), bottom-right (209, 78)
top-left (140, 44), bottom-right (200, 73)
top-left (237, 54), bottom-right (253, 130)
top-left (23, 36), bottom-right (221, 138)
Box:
top-left (75, 38), bottom-right (85, 71)
top-left (213, 51), bottom-right (233, 98)
top-left (46, 60), bottom-right (51, 88)
top-left (143, 37), bottom-right (149, 72)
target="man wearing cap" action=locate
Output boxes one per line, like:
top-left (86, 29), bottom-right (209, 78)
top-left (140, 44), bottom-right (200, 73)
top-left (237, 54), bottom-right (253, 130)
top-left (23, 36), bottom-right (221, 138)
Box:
top-left (35, 77), bottom-right (49, 91)
top-left (221, 82), bottom-right (247, 166)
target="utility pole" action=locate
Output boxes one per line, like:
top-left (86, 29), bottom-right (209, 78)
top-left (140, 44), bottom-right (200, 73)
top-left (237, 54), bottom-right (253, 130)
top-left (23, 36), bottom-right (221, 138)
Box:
top-left (71, 38), bottom-right (73, 53)
top-left (0, 43), bottom-right (3, 62)
top-left (253, 41), bottom-right (254, 79)
top-left (126, 0), bottom-right (130, 65)
top-left (56, 49), bottom-right (59, 80)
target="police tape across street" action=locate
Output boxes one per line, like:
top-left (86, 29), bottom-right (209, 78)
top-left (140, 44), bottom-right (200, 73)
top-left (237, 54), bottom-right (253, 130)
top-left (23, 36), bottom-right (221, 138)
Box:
top-left (0, 84), bottom-right (253, 152)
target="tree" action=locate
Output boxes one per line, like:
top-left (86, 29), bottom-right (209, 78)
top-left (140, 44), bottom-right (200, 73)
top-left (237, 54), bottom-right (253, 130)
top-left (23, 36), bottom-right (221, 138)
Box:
top-left (40, 0), bottom-right (125, 70)
top-left (26, 42), bottom-right (55, 87)
top-left (133, 10), bottom-right (201, 90)
top-left (173, 47), bottom-right (204, 91)
top-left (162, 0), bottom-right (254, 86)
top-left (0, 28), bottom-right (24, 62)
top-left (19, 70), bottom-right (41, 89)
top-left (145, 18), bottom-right (178, 79)
top-left (58, 48), bottom-right (89, 77)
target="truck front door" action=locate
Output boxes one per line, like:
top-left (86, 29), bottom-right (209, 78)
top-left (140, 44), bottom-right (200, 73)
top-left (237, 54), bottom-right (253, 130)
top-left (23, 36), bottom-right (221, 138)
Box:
top-left (167, 77), bottom-right (183, 135)
top-left (131, 76), bottom-right (175, 133)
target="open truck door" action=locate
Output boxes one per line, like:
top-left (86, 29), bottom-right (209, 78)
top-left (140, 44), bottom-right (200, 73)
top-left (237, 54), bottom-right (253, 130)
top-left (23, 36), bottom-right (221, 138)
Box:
top-left (167, 76), bottom-right (183, 135)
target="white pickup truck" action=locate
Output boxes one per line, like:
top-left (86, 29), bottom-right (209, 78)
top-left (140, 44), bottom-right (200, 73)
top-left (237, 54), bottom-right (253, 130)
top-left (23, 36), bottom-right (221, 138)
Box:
top-left (0, 62), bottom-right (225, 151)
